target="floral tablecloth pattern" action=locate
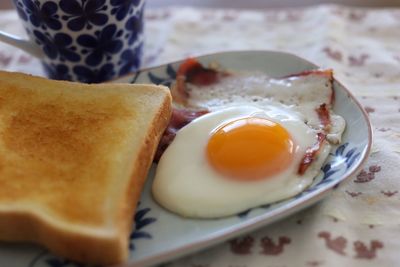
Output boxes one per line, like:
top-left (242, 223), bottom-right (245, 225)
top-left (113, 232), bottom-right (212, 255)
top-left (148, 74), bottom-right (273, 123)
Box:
top-left (0, 4), bottom-right (399, 267)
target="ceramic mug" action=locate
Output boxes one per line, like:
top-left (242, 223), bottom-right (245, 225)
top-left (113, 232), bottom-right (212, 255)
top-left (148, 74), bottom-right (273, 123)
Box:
top-left (0, 0), bottom-right (145, 83)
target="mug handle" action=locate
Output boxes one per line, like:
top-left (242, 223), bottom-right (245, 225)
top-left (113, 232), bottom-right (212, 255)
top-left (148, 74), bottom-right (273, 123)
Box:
top-left (0, 31), bottom-right (44, 59)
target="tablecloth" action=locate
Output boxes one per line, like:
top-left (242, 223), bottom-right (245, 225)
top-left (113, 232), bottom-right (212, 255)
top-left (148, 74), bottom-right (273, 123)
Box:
top-left (0, 4), bottom-right (399, 267)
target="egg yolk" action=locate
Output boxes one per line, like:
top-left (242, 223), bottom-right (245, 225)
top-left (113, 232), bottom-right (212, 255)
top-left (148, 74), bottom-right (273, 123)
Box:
top-left (206, 117), bottom-right (295, 181)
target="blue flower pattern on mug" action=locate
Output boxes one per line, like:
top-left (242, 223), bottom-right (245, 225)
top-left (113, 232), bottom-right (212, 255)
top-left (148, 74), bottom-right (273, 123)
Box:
top-left (14, 0), bottom-right (144, 83)
top-left (13, 0), bottom-right (28, 21)
top-left (125, 7), bottom-right (143, 45)
top-left (77, 24), bottom-right (123, 66)
top-left (60, 0), bottom-right (108, 31)
top-left (118, 46), bottom-right (142, 76)
top-left (21, 0), bottom-right (62, 30)
top-left (33, 31), bottom-right (80, 62)
top-left (42, 63), bottom-right (72, 80)
top-left (73, 63), bottom-right (115, 83)
top-left (110, 0), bottom-right (140, 21)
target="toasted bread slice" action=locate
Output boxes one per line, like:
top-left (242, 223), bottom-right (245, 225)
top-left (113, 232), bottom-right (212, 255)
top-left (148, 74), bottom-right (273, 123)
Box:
top-left (0, 71), bottom-right (172, 265)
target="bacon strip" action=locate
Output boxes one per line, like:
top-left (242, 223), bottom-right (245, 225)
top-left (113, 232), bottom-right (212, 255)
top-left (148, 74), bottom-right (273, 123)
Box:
top-left (154, 108), bottom-right (209, 162)
top-left (282, 70), bottom-right (335, 175)
top-left (177, 57), bottom-right (221, 86)
top-left (283, 69), bottom-right (334, 104)
top-left (316, 103), bottom-right (331, 131)
top-left (171, 58), bottom-right (229, 105)
top-left (171, 75), bottom-right (189, 105)
top-left (283, 69), bottom-right (333, 79)
top-left (298, 133), bottom-right (327, 175)
top-left (283, 70), bottom-right (335, 175)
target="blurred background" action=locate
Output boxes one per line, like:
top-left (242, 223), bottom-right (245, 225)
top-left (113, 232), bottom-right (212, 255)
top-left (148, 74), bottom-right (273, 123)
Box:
top-left (147, 0), bottom-right (400, 8)
top-left (1, 0), bottom-right (400, 9)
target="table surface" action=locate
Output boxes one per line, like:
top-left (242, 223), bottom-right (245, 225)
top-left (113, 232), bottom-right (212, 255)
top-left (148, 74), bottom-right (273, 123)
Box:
top-left (1, 0), bottom-right (400, 9)
top-left (0, 3), bottom-right (399, 267)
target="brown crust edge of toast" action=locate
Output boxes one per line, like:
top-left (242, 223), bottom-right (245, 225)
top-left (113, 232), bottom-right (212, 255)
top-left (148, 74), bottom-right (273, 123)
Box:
top-left (0, 85), bottom-right (172, 265)
top-left (115, 87), bottom-right (172, 263)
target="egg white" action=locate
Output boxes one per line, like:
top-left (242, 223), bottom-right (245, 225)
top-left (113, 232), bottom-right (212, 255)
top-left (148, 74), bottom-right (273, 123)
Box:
top-left (152, 105), bottom-right (331, 218)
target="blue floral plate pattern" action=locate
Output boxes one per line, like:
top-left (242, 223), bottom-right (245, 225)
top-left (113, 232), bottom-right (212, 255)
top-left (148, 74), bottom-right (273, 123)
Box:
top-left (0, 51), bottom-right (371, 267)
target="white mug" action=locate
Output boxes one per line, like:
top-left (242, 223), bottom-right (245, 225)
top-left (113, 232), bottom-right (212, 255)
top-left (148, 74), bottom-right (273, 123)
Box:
top-left (0, 0), bottom-right (145, 83)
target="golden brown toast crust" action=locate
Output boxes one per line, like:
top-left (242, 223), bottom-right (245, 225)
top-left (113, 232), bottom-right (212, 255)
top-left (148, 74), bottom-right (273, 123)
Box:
top-left (0, 71), bottom-right (172, 264)
top-left (116, 88), bottom-right (172, 262)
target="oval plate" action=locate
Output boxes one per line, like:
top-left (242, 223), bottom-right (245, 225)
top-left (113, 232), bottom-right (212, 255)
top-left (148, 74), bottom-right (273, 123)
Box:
top-left (0, 51), bottom-right (372, 267)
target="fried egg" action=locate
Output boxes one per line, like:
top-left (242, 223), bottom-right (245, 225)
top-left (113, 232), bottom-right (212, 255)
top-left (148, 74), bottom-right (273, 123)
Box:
top-left (152, 105), bottom-right (332, 218)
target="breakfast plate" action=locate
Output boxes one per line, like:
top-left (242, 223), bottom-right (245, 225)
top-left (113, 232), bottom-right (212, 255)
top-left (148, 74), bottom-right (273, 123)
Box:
top-left (0, 51), bottom-right (371, 267)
